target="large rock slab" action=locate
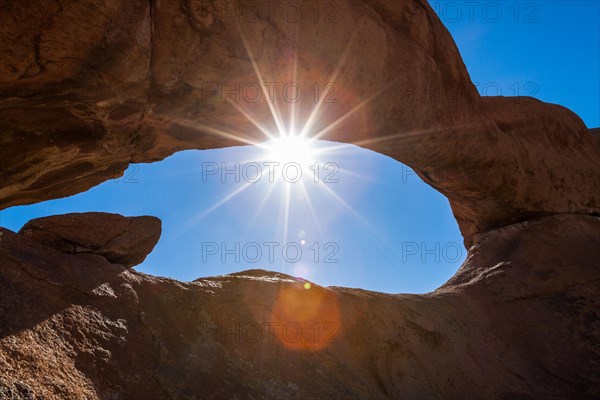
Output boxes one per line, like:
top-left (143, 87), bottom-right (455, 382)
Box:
top-left (18, 212), bottom-right (161, 267)
top-left (1, 214), bottom-right (599, 399)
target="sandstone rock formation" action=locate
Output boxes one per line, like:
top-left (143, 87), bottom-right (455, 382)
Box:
top-left (1, 0), bottom-right (599, 398)
top-left (19, 212), bottom-right (161, 267)
top-left (591, 127), bottom-right (600, 149)
top-left (1, 0), bottom-right (598, 246)
top-left (1, 214), bottom-right (599, 399)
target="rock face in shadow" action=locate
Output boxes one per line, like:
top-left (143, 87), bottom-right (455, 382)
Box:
top-left (1, 214), bottom-right (599, 399)
top-left (591, 127), bottom-right (600, 149)
top-left (1, 0), bottom-right (600, 398)
top-left (19, 212), bottom-right (161, 267)
top-left (1, 0), bottom-right (598, 246)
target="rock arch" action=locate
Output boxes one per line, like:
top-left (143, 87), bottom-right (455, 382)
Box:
top-left (1, 1), bottom-right (599, 398)
top-left (1, 0), bottom-right (598, 247)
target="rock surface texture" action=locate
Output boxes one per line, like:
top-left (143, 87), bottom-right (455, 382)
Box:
top-left (1, 215), bottom-right (599, 399)
top-left (1, 0), bottom-right (598, 245)
top-left (19, 212), bottom-right (161, 267)
top-left (0, 0), bottom-right (599, 399)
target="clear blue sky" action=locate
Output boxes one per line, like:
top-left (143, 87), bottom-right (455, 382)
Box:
top-left (1, 1), bottom-right (598, 293)
top-left (438, 0), bottom-right (599, 127)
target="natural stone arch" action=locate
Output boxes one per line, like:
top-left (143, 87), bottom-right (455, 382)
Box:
top-left (1, 1), bottom-right (600, 398)
top-left (2, 0), bottom-right (598, 248)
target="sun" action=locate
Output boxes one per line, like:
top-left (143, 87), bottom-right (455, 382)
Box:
top-left (189, 24), bottom-right (375, 255)
top-left (264, 136), bottom-right (316, 166)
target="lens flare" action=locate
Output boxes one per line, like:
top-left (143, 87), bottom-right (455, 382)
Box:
top-left (183, 20), bottom-right (384, 275)
top-left (270, 283), bottom-right (340, 351)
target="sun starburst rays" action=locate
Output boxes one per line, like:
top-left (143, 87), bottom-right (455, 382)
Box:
top-left (186, 22), bottom-right (394, 271)
top-left (237, 24), bottom-right (288, 139)
top-left (297, 30), bottom-right (359, 140)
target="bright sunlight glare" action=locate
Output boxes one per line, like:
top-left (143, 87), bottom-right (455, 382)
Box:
top-left (174, 23), bottom-right (384, 261)
top-left (263, 136), bottom-right (316, 165)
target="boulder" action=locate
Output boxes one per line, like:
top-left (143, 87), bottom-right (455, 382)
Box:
top-left (18, 212), bottom-right (161, 267)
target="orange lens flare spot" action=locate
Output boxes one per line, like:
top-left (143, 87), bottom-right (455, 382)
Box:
top-left (270, 283), bottom-right (340, 351)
